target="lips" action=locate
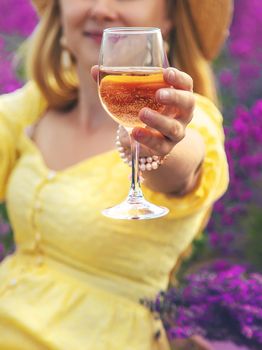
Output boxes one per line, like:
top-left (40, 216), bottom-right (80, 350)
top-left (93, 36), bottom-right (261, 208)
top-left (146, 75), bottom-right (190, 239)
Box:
top-left (83, 31), bottom-right (103, 44)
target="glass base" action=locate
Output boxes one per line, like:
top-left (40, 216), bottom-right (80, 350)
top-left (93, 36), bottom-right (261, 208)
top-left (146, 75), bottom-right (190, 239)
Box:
top-left (102, 198), bottom-right (169, 220)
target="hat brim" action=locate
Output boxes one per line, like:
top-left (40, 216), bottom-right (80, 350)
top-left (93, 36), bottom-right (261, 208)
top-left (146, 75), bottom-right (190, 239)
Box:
top-left (187, 0), bottom-right (234, 60)
top-left (32, 0), bottom-right (48, 15)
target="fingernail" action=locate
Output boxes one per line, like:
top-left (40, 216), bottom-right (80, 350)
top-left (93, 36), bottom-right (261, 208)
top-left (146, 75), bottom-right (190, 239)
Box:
top-left (167, 68), bottom-right (175, 81)
top-left (140, 109), bottom-right (151, 122)
top-left (159, 89), bottom-right (170, 101)
top-left (133, 129), bottom-right (144, 138)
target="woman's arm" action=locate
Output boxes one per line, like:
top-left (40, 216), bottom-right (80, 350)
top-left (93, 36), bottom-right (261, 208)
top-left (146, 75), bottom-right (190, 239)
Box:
top-left (92, 65), bottom-right (226, 198)
top-left (141, 127), bottom-right (205, 195)
top-left (121, 67), bottom-right (205, 195)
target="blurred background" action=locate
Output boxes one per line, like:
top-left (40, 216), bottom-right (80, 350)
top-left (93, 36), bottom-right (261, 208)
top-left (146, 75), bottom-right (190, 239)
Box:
top-left (0, 0), bottom-right (261, 349)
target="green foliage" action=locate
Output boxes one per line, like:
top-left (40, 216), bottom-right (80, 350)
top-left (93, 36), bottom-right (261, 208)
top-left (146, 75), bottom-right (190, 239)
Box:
top-left (244, 206), bottom-right (262, 272)
top-left (0, 203), bottom-right (14, 258)
top-left (175, 234), bottom-right (213, 283)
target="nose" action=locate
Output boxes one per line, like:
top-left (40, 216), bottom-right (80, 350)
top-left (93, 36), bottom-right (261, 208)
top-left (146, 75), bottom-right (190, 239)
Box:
top-left (89, 0), bottom-right (118, 22)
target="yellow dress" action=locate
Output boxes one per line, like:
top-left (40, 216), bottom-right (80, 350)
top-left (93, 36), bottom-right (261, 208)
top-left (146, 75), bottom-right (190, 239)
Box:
top-left (0, 82), bottom-right (228, 350)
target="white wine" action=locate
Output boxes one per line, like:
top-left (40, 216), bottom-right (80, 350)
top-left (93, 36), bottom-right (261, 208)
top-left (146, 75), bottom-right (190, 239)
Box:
top-left (99, 67), bottom-right (169, 128)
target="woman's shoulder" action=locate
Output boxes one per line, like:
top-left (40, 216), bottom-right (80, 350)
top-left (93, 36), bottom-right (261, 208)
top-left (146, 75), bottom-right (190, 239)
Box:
top-left (0, 81), bottom-right (47, 127)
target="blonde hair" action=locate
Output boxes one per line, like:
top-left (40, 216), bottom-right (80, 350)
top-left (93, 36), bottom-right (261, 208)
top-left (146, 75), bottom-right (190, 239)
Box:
top-left (27, 0), bottom-right (218, 110)
top-left (27, 0), bottom-right (78, 110)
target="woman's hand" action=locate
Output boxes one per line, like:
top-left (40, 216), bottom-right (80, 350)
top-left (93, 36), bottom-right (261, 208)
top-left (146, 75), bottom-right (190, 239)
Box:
top-left (130, 67), bottom-right (195, 158)
top-left (92, 65), bottom-right (203, 195)
top-left (91, 66), bottom-right (195, 158)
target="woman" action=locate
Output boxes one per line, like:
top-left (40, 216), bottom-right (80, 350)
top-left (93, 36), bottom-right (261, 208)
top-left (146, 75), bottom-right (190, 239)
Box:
top-left (0, 0), bottom-right (232, 349)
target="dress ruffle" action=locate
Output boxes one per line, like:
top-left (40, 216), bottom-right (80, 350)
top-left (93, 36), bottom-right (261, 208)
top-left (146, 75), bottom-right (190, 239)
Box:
top-left (0, 254), bottom-right (165, 350)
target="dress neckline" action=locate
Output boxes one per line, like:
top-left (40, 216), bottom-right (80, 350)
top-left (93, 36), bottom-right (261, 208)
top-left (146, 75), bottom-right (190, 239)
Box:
top-left (22, 129), bottom-right (117, 175)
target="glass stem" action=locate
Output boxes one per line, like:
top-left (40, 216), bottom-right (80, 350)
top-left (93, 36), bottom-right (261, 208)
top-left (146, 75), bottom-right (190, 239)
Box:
top-left (127, 132), bottom-right (144, 203)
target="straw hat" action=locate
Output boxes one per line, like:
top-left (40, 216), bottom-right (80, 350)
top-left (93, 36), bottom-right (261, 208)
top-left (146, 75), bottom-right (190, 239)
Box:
top-left (185, 0), bottom-right (234, 59)
top-left (31, 0), bottom-right (233, 60)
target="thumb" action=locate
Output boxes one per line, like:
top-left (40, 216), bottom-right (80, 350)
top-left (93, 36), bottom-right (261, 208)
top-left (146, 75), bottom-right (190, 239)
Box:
top-left (91, 65), bottom-right (99, 82)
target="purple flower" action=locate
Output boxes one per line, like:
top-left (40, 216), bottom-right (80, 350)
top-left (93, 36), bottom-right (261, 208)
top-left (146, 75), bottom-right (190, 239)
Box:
top-left (219, 69), bottom-right (234, 88)
top-left (227, 0), bottom-right (262, 101)
top-left (0, 51), bottom-right (22, 93)
top-left (0, 0), bottom-right (37, 36)
top-left (0, 243), bottom-right (5, 261)
top-left (145, 261), bottom-right (262, 349)
top-left (0, 222), bottom-right (10, 237)
top-left (208, 97), bottom-right (262, 253)
top-left (209, 0), bottom-right (262, 257)
top-left (0, 1), bottom-right (38, 94)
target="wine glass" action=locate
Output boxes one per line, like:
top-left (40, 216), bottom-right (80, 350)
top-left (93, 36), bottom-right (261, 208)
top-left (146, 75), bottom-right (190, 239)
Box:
top-left (98, 27), bottom-right (169, 220)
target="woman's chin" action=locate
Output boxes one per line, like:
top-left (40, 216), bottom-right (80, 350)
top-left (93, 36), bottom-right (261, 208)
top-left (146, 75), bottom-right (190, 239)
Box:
top-left (79, 51), bottom-right (100, 70)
